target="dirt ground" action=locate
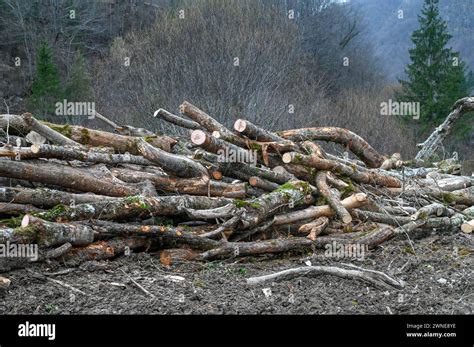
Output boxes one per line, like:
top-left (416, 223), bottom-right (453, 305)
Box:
top-left (0, 229), bottom-right (472, 315)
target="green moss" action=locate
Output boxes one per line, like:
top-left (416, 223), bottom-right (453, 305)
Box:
top-left (248, 143), bottom-right (261, 151)
top-left (144, 135), bottom-right (157, 143)
top-left (316, 195), bottom-right (328, 206)
top-left (45, 122), bottom-right (72, 138)
top-left (402, 245), bottom-right (415, 255)
top-left (0, 216), bottom-right (23, 228)
top-left (275, 181), bottom-right (311, 196)
top-left (125, 196), bottom-right (149, 209)
top-left (294, 153), bottom-right (303, 162)
top-left (80, 128), bottom-right (90, 144)
top-left (35, 204), bottom-right (67, 221)
top-left (234, 199), bottom-right (260, 209)
top-left (442, 192), bottom-right (456, 204)
top-left (341, 179), bottom-right (356, 199)
top-left (276, 182), bottom-right (297, 191)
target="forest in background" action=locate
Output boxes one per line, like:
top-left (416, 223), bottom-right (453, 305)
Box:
top-left (0, 0), bottom-right (472, 160)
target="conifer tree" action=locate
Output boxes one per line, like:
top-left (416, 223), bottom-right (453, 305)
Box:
top-left (398, 0), bottom-right (469, 135)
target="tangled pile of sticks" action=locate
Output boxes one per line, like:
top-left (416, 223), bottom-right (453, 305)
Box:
top-left (0, 97), bottom-right (472, 269)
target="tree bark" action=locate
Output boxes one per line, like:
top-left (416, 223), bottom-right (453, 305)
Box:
top-left (180, 101), bottom-right (247, 147)
top-left (0, 215), bottom-right (95, 246)
top-left (273, 193), bottom-right (368, 226)
top-left (282, 151), bottom-right (401, 188)
top-left (0, 186), bottom-right (119, 208)
top-left (111, 167), bottom-right (251, 198)
top-left (137, 138), bottom-right (208, 178)
top-left (279, 127), bottom-right (385, 168)
top-left (416, 97), bottom-right (474, 161)
top-left (0, 160), bottom-right (139, 197)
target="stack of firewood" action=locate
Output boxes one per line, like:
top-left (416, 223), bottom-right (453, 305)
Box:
top-left (0, 98), bottom-right (472, 267)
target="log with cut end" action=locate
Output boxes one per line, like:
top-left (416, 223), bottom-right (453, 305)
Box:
top-left (154, 108), bottom-right (203, 130)
top-left (81, 220), bottom-right (219, 250)
top-left (180, 101), bottom-right (246, 147)
top-left (248, 176), bottom-right (279, 192)
top-left (273, 193), bottom-right (368, 226)
top-left (0, 160), bottom-right (139, 197)
top-left (62, 237), bottom-right (150, 266)
top-left (298, 216), bottom-right (330, 240)
top-left (0, 202), bottom-right (43, 216)
top-left (191, 129), bottom-right (257, 165)
top-left (233, 119), bottom-right (297, 151)
top-left (33, 195), bottom-right (234, 222)
top-left (0, 187), bottom-right (119, 208)
top-left (315, 171), bottom-right (352, 224)
top-left (22, 113), bottom-right (84, 148)
top-left (160, 248), bottom-right (199, 265)
top-left (4, 215), bottom-right (96, 246)
top-left (282, 151), bottom-right (401, 188)
top-left (234, 181), bottom-right (314, 229)
top-left (461, 219), bottom-right (474, 234)
top-left (110, 167), bottom-right (251, 198)
top-left (137, 138), bottom-right (208, 178)
top-left (0, 144), bottom-right (153, 166)
top-left (42, 121), bottom-right (176, 153)
top-left (410, 203), bottom-right (451, 220)
top-left (279, 127), bottom-right (385, 168)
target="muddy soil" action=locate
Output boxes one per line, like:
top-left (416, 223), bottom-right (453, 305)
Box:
top-left (0, 230), bottom-right (472, 314)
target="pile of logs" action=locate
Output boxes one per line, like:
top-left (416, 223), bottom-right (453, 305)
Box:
top-left (0, 97), bottom-right (473, 268)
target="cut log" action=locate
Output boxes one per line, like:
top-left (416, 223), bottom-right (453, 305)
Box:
top-left (248, 176), bottom-right (279, 192)
top-left (180, 101), bottom-right (246, 147)
top-left (191, 129), bottom-right (257, 165)
top-left (298, 216), bottom-right (330, 240)
top-left (42, 121), bottom-right (176, 153)
top-left (154, 108), bottom-right (203, 130)
top-left (160, 248), bottom-right (199, 265)
top-left (410, 203), bottom-right (451, 220)
top-left (0, 160), bottom-right (139, 197)
top-left (282, 151), bottom-right (401, 188)
top-left (0, 187), bottom-right (119, 208)
top-left (273, 193), bottom-right (368, 226)
top-left (33, 195), bottom-right (233, 222)
top-left (137, 138), bottom-right (208, 178)
top-left (461, 219), bottom-right (474, 234)
top-left (111, 167), bottom-right (251, 198)
top-left (0, 144), bottom-right (153, 166)
top-left (0, 202), bottom-right (44, 216)
top-left (2, 215), bottom-right (96, 246)
top-left (315, 171), bottom-right (352, 224)
top-left (22, 113), bottom-right (83, 148)
top-left (81, 220), bottom-right (218, 250)
top-left (62, 237), bottom-right (150, 266)
top-left (279, 127), bottom-right (385, 168)
top-left (45, 242), bottom-right (72, 259)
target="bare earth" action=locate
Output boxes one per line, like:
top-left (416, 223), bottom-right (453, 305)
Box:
top-left (0, 230), bottom-right (472, 315)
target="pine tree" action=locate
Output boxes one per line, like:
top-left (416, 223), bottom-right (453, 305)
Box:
top-left (28, 41), bottom-right (63, 117)
top-left (64, 51), bottom-right (92, 101)
top-left (398, 0), bottom-right (469, 135)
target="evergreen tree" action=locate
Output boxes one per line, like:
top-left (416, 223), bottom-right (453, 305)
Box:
top-left (64, 51), bottom-right (92, 101)
top-left (28, 41), bottom-right (63, 117)
top-left (398, 0), bottom-right (469, 135)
